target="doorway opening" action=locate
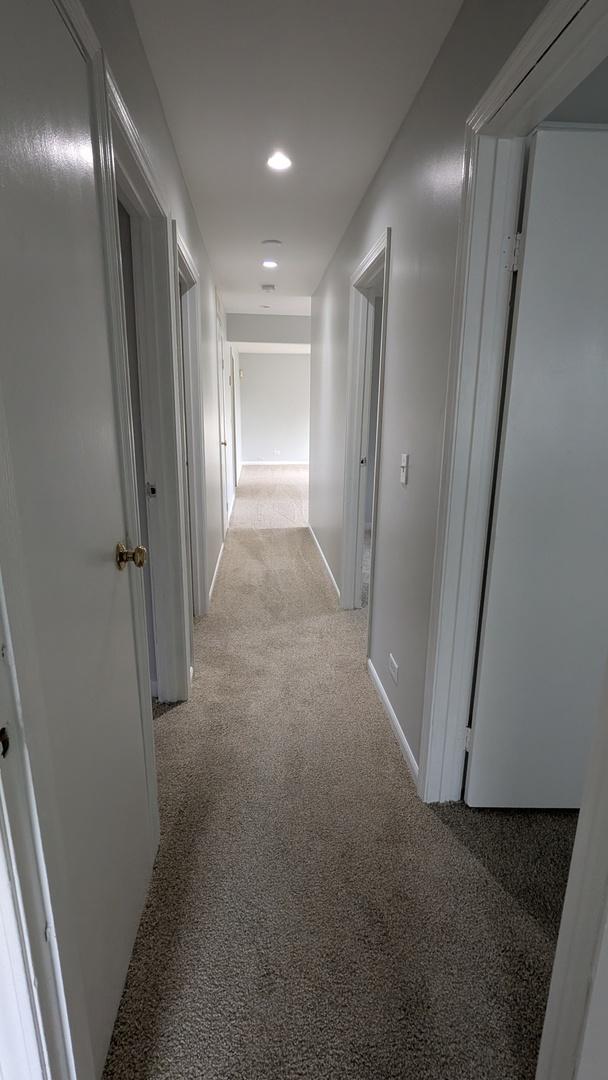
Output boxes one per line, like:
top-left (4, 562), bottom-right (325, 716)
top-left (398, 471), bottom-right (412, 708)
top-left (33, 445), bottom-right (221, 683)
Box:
top-left (341, 230), bottom-right (390, 633)
top-left (417, 9), bottom-right (608, 1076)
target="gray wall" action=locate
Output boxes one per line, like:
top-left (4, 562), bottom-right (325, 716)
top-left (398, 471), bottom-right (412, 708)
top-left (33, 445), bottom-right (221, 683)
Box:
top-left (227, 313), bottom-right (311, 345)
top-left (81, 0), bottom-right (224, 593)
top-left (240, 353), bottom-right (310, 463)
top-left (309, 0), bottom-right (547, 765)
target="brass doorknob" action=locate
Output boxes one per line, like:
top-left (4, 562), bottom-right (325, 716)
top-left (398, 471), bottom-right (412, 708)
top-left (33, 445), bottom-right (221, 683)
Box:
top-left (220, 440), bottom-right (227, 446)
top-left (115, 542), bottom-right (147, 570)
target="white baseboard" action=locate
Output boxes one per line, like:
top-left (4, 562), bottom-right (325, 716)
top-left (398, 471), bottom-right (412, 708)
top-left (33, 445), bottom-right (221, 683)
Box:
top-left (367, 659), bottom-right (419, 782)
top-left (308, 525), bottom-right (340, 599)
top-left (209, 542), bottom-right (225, 602)
top-left (241, 460), bottom-right (309, 466)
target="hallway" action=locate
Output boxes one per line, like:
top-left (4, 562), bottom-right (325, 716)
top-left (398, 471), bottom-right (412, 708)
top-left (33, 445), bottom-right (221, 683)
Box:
top-left (103, 469), bottom-right (567, 1080)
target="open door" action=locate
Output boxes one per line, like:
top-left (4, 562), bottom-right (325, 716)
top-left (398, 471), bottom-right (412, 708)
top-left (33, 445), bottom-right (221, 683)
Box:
top-left (466, 128), bottom-right (608, 808)
top-left (1, 1), bottom-right (157, 1073)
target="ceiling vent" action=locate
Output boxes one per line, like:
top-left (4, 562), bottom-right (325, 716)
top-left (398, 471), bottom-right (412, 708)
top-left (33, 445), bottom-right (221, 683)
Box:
top-left (262, 238), bottom-right (282, 245)
top-left (261, 283), bottom-right (276, 292)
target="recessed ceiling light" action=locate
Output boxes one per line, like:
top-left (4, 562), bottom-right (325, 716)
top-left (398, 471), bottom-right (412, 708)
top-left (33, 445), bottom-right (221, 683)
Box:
top-left (262, 259), bottom-right (278, 269)
top-left (267, 150), bottom-right (292, 171)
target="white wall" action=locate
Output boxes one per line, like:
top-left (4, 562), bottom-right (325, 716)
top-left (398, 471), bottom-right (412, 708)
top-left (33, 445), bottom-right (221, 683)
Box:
top-left (308, 0), bottom-right (547, 766)
top-left (240, 353), bottom-right (310, 463)
top-left (81, 0), bottom-right (224, 595)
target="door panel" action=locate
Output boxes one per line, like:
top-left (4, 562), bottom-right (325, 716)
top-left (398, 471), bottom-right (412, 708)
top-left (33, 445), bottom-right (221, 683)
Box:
top-left (2, 0), bottom-right (155, 1070)
top-left (466, 129), bottom-right (608, 808)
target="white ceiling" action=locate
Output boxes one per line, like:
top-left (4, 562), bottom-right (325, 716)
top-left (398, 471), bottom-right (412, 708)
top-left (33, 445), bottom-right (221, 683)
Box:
top-left (130, 0), bottom-right (462, 315)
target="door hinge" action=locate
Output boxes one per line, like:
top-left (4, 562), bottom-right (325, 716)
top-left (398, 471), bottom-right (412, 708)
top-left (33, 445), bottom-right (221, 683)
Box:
top-left (146, 481), bottom-right (157, 498)
top-left (503, 231), bottom-right (523, 273)
top-left (464, 727), bottom-right (473, 753)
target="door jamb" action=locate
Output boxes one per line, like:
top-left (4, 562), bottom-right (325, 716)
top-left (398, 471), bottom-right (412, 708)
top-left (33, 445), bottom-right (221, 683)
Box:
top-left (0, 1), bottom-right (164, 1075)
top-left (340, 228), bottom-right (391, 622)
top-left (176, 236), bottom-right (209, 618)
top-left (108, 71), bottom-right (191, 704)
top-left (419, 0), bottom-right (608, 803)
top-left (415, 1), bottom-right (608, 1078)
top-left (215, 308), bottom-right (228, 537)
top-left (228, 346), bottom-right (238, 495)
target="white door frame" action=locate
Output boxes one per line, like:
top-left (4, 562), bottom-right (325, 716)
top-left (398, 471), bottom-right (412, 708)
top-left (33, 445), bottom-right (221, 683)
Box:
top-left (176, 236), bottom-right (209, 618)
top-left (419, 0), bottom-right (608, 802)
top-left (0, 771), bottom-right (47, 1080)
top-left (109, 72), bottom-right (192, 702)
top-left (0, 1), bottom-right (161, 1074)
top-left (228, 346), bottom-right (238, 494)
top-left (414, 0), bottom-right (608, 1077)
top-left (216, 308), bottom-right (229, 537)
top-left (340, 228), bottom-right (391, 622)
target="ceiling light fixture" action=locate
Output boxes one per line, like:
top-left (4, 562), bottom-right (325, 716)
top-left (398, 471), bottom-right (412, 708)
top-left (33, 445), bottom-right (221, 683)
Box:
top-left (261, 283), bottom-right (276, 292)
top-left (262, 259), bottom-right (278, 269)
top-left (262, 238), bottom-right (282, 246)
top-left (267, 150), bottom-right (292, 171)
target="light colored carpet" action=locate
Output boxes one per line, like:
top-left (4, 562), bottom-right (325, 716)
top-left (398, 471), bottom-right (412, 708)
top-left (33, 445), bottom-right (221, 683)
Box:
top-left (103, 472), bottom-right (575, 1080)
top-left (229, 464), bottom-right (308, 529)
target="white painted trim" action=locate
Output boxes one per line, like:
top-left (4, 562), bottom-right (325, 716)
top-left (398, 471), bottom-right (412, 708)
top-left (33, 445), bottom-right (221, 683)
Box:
top-left (341, 230), bottom-right (391, 617)
top-left (419, 137), bottom-right (525, 804)
top-left (308, 526), bottom-right (340, 599)
top-left (0, 803), bottom-right (46, 1079)
top-left (177, 234), bottom-right (209, 618)
top-left (0, 5), bottom-right (153, 1077)
top-left (420, 0), bottom-right (608, 805)
top-left (241, 460), bottom-right (310, 466)
top-left (208, 542), bottom-right (225, 602)
top-left (537, 670), bottom-right (608, 1080)
top-left (109, 77), bottom-right (191, 705)
top-left (367, 660), bottom-right (419, 782)
top-left (412, 3), bottom-right (608, 1079)
top-left (216, 315), bottom-right (228, 539)
top-left (95, 59), bottom-right (161, 845)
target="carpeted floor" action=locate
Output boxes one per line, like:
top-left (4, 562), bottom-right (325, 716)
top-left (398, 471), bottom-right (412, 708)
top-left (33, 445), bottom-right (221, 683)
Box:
top-left (229, 464), bottom-right (308, 529)
top-left (103, 467), bottom-right (577, 1080)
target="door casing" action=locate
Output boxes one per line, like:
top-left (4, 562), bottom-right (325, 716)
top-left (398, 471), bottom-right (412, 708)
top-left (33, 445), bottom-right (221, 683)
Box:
top-left (0, 2), bottom-right (159, 1074)
top-left (340, 228), bottom-right (391, 635)
top-left (415, 1), bottom-right (608, 1077)
top-left (110, 73), bottom-right (192, 703)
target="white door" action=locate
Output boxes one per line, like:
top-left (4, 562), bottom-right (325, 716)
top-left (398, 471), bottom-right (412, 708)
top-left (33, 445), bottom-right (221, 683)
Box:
top-left (466, 128), bottom-right (608, 808)
top-left (1, 1), bottom-right (156, 1073)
